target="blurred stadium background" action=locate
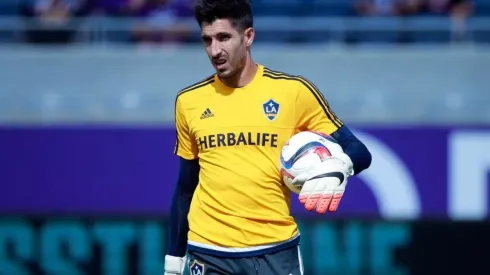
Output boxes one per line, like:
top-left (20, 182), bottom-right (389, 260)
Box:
top-left (0, 0), bottom-right (489, 274)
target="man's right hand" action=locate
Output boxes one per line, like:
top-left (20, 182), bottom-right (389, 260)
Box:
top-left (165, 255), bottom-right (187, 275)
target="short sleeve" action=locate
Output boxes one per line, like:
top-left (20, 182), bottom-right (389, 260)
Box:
top-left (295, 77), bottom-right (343, 135)
top-left (174, 97), bottom-right (199, 160)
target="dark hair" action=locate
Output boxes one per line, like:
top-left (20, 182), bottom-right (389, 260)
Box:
top-left (194, 0), bottom-right (253, 31)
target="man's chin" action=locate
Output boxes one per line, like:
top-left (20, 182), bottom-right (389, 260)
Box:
top-left (216, 68), bottom-right (233, 79)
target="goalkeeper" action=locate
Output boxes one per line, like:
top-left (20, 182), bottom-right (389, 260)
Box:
top-left (165, 0), bottom-right (372, 274)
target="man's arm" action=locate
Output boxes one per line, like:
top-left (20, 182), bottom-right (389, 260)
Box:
top-left (167, 157), bottom-right (200, 257)
top-left (165, 95), bottom-right (199, 274)
top-left (330, 125), bottom-right (372, 176)
top-left (295, 78), bottom-right (371, 175)
top-left (293, 77), bottom-right (372, 213)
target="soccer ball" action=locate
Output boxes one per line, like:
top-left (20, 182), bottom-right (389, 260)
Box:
top-left (280, 131), bottom-right (344, 194)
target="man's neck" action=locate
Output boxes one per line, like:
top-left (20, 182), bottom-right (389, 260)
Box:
top-left (220, 58), bottom-right (258, 88)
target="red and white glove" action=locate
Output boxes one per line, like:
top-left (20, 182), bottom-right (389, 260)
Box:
top-left (292, 153), bottom-right (354, 214)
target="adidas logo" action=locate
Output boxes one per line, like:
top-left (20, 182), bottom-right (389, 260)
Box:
top-left (200, 108), bottom-right (214, 119)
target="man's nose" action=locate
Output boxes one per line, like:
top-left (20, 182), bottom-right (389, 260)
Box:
top-left (210, 42), bottom-right (222, 58)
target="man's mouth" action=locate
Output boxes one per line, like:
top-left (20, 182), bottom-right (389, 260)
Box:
top-left (214, 59), bottom-right (227, 69)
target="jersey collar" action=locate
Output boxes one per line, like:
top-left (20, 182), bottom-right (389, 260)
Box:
top-left (215, 64), bottom-right (264, 91)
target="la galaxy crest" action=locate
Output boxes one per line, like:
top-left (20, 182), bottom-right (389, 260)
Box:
top-left (189, 259), bottom-right (205, 275)
top-left (263, 99), bottom-right (280, 121)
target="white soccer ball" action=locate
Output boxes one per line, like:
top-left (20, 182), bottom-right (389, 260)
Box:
top-left (280, 131), bottom-right (344, 194)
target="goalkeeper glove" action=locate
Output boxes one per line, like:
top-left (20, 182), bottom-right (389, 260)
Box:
top-left (165, 255), bottom-right (186, 275)
top-left (293, 153), bottom-right (354, 214)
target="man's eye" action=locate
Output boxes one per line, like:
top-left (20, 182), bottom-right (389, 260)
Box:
top-left (218, 35), bottom-right (230, 41)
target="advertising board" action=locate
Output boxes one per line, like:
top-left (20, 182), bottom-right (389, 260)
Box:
top-left (1, 126), bottom-right (489, 220)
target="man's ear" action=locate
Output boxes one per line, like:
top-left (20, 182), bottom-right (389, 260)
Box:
top-left (244, 27), bottom-right (255, 47)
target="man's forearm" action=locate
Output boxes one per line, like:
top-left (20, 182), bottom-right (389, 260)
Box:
top-left (167, 187), bottom-right (193, 256)
top-left (166, 158), bottom-right (200, 257)
top-left (331, 125), bottom-right (372, 175)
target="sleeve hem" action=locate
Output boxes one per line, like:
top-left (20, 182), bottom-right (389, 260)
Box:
top-left (175, 151), bottom-right (198, 160)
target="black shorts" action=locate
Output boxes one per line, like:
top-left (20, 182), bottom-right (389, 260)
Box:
top-left (187, 245), bottom-right (304, 275)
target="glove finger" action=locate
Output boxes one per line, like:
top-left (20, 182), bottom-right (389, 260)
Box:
top-left (315, 193), bottom-right (333, 214)
top-left (328, 191), bottom-right (344, 212)
top-left (302, 178), bottom-right (328, 212)
top-left (304, 193), bottom-right (321, 211)
top-left (298, 193), bottom-right (308, 205)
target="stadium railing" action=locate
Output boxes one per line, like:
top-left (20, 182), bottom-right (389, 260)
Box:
top-left (0, 16), bottom-right (489, 44)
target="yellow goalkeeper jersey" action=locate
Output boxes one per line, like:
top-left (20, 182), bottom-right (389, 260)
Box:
top-left (174, 64), bottom-right (343, 257)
